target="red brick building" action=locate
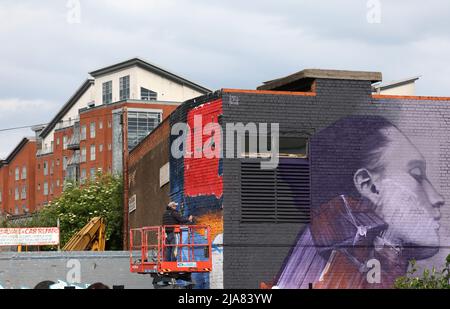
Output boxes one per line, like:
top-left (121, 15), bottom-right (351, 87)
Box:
top-left (0, 58), bottom-right (210, 215)
top-left (0, 138), bottom-right (37, 215)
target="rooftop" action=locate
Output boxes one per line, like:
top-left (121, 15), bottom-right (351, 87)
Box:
top-left (258, 69), bottom-right (382, 91)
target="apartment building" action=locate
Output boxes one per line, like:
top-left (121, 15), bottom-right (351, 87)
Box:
top-left (0, 58), bottom-right (210, 213)
top-left (0, 138), bottom-right (37, 215)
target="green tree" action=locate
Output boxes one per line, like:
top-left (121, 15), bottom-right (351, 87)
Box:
top-left (394, 254), bottom-right (450, 289)
top-left (4, 173), bottom-right (124, 250)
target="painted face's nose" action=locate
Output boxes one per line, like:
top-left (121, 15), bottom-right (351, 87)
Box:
top-left (423, 179), bottom-right (444, 220)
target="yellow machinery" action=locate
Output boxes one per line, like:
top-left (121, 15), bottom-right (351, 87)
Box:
top-left (62, 217), bottom-right (106, 251)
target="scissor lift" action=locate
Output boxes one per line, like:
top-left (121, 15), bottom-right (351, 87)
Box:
top-left (130, 225), bottom-right (212, 287)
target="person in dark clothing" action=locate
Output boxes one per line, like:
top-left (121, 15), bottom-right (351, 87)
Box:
top-left (162, 201), bottom-right (193, 261)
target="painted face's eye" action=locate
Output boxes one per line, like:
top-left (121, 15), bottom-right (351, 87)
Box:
top-left (410, 167), bottom-right (424, 182)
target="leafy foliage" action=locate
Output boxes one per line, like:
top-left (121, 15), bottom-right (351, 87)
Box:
top-left (3, 173), bottom-right (123, 250)
top-left (394, 254), bottom-right (450, 289)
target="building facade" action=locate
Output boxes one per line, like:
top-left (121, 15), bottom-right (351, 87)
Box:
top-left (0, 58), bottom-right (210, 215)
top-left (0, 138), bottom-right (37, 215)
top-left (128, 69), bottom-right (450, 289)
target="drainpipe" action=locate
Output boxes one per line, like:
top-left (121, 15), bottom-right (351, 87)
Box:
top-left (121, 107), bottom-right (129, 250)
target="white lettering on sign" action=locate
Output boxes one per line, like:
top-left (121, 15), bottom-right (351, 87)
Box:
top-left (0, 227), bottom-right (60, 246)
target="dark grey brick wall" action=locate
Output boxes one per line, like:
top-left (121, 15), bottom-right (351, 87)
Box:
top-left (221, 79), bottom-right (450, 288)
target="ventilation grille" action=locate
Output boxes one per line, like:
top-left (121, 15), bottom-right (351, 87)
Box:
top-left (241, 159), bottom-right (310, 223)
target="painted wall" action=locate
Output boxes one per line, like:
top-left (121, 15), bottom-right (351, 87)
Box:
top-left (41, 83), bottom-right (94, 150)
top-left (222, 82), bottom-right (450, 289)
top-left (0, 251), bottom-right (154, 289)
top-left (169, 94), bottom-right (224, 288)
top-left (93, 66), bottom-right (205, 105)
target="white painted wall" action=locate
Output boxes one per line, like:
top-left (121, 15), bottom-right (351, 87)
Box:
top-left (94, 67), bottom-right (139, 104)
top-left (135, 67), bottom-right (205, 102)
top-left (375, 82), bottom-right (416, 96)
top-left (41, 84), bottom-right (95, 151)
top-left (93, 66), bottom-right (205, 104)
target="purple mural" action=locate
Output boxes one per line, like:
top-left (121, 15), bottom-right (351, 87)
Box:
top-left (275, 115), bottom-right (444, 288)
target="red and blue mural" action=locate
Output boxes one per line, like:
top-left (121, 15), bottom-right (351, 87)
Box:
top-left (170, 98), bottom-right (224, 289)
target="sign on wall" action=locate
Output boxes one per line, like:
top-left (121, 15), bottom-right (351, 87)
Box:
top-left (129, 194), bottom-right (137, 213)
top-left (0, 227), bottom-right (59, 246)
top-left (160, 162), bottom-right (170, 187)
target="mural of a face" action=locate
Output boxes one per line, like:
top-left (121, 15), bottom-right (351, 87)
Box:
top-left (359, 127), bottom-right (444, 254)
top-left (274, 116), bottom-right (447, 289)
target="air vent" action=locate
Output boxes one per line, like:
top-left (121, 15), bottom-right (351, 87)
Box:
top-left (241, 159), bottom-right (310, 223)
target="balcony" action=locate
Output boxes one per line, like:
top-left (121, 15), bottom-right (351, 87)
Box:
top-left (67, 151), bottom-right (80, 167)
top-left (67, 134), bottom-right (80, 150)
top-left (36, 146), bottom-right (53, 157)
top-left (67, 122), bottom-right (81, 150)
top-left (55, 117), bottom-right (80, 131)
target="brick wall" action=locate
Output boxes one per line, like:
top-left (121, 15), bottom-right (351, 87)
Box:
top-left (222, 79), bottom-right (450, 288)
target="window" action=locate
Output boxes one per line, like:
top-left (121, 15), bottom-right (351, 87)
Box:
top-left (15, 206), bottom-right (19, 215)
top-left (99, 144), bottom-right (103, 152)
top-left (22, 166), bottom-right (27, 179)
top-left (141, 87), bottom-right (157, 101)
top-left (15, 187), bottom-right (19, 201)
top-left (102, 81), bottom-right (112, 104)
top-left (127, 111), bottom-right (162, 150)
top-left (81, 147), bottom-right (87, 162)
top-left (90, 145), bottom-right (96, 161)
top-left (108, 121), bottom-right (111, 128)
top-left (44, 182), bottom-right (48, 196)
top-left (56, 179), bottom-right (60, 187)
top-left (63, 135), bottom-right (68, 149)
top-left (108, 144), bottom-right (112, 151)
top-left (43, 161), bottom-right (48, 176)
top-left (63, 156), bottom-right (68, 171)
top-left (15, 167), bottom-right (19, 181)
top-left (81, 169), bottom-right (86, 183)
top-left (81, 125), bottom-right (87, 140)
top-left (240, 135), bottom-right (309, 158)
top-left (56, 159), bottom-right (60, 166)
top-left (21, 186), bottom-right (26, 200)
top-left (38, 183), bottom-right (41, 191)
top-left (50, 161), bottom-right (54, 175)
top-left (240, 159), bottom-right (311, 224)
top-left (99, 121), bottom-right (103, 129)
top-left (57, 138), bottom-right (60, 145)
top-left (0, 191), bottom-right (2, 203)
top-left (50, 182), bottom-right (54, 195)
top-left (90, 122), bottom-right (96, 138)
top-left (90, 168), bottom-right (96, 180)
top-left (120, 75), bottom-right (130, 100)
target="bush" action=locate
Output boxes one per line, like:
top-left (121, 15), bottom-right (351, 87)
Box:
top-left (394, 254), bottom-right (450, 289)
top-left (4, 173), bottom-right (123, 250)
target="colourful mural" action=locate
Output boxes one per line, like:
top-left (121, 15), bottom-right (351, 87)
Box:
top-left (170, 98), bottom-right (224, 289)
top-left (274, 115), bottom-right (444, 288)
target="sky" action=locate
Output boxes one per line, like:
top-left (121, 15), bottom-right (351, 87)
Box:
top-left (1, 0), bottom-right (450, 158)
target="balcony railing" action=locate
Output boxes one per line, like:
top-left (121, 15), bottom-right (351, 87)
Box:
top-left (67, 121), bottom-right (81, 150)
top-left (55, 117), bottom-right (80, 131)
top-left (67, 134), bottom-right (80, 150)
top-left (36, 146), bottom-right (53, 157)
top-left (67, 151), bottom-right (80, 166)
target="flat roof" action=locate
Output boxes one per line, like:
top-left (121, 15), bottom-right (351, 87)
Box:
top-left (258, 69), bottom-right (382, 91)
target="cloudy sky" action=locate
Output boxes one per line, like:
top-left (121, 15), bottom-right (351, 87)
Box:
top-left (1, 0), bottom-right (450, 158)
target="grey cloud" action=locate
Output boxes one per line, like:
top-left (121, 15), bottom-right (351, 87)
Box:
top-left (1, 0), bottom-right (450, 156)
